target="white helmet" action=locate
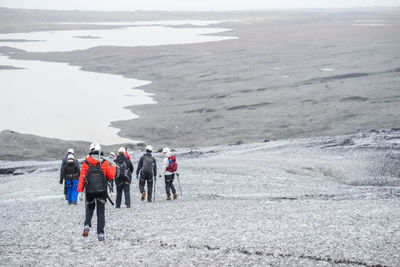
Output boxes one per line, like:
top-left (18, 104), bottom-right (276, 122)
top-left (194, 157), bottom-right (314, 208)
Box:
top-left (67, 154), bottom-right (75, 160)
top-left (162, 147), bottom-right (170, 154)
top-left (89, 142), bottom-right (101, 152)
top-left (118, 147), bottom-right (126, 154)
top-left (145, 145), bottom-right (153, 152)
top-left (67, 148), bottom-right (74, 155)
top-left (110, 152), bottom-right (116, 158)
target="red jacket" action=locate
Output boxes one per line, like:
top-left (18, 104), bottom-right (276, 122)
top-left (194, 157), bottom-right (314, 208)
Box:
top-left (77, 155), bottom-right (116, 193)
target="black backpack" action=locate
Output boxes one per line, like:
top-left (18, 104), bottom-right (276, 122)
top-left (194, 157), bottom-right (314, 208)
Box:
top-left (116, 158), bottom-right (128, 178)
top-left (142, 155), bottom-right (153, 175)
top-left (84, 160), bottom-right (107, 194)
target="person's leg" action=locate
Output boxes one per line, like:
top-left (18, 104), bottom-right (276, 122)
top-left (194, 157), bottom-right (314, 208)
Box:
top-left (66, 180), bottom-right (72, 204)
top-left (71, 179), bottom-right (79, 203)
top-left (146, 174), bottom-right (153, 202)
top-left (116, 183), bottom-right (123, 208)
top-left (124, 180), bottom-right (131, 207)
top-left (96, 194), bottom-right (106, 235)
top-left (84, 194), bottom-right (96, 227)
top-left (165, 176), bottom-right (171, 199)
top-left (139, 174), bottom-right (146, 200)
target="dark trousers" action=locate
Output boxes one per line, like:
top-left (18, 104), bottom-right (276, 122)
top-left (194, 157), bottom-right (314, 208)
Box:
top-left (116, 177), bottom-right (131, 207)
top-left (85, 191), bottom-right (107, 234)
top-left (139, 172), bottom-right (153, 201)
top-left (165, 174), bottom-right (176, 197)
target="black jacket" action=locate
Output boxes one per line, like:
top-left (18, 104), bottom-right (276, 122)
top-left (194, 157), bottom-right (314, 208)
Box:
top-left (136, 152), bottom-right (157, 177)
top-left (114, 154), bottom-right (134, 179)
top-left (60, 160), bottom-right (80, 183)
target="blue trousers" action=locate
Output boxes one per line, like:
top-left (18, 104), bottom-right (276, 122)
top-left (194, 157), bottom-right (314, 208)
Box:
top-left (66, 179), bottom-right (78, 203)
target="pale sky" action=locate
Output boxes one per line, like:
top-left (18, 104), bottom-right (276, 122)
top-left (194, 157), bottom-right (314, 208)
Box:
top-left (0, 0), bottom-right (399, 11)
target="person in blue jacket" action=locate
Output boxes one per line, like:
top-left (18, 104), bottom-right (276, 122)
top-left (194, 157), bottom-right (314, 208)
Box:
top-left (60, 148), bottom-right (80, 204)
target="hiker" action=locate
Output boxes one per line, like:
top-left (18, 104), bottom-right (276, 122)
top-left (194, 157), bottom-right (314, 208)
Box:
top-left (114, 147), bottom-right (134, 208)
top-left (108, 152), bottom-right (116, 191)
top-left (60, 153), bottom-right (80, 205)
top-left (136, 145), bottom-right (157, 202)
top-left (60, 148), bottom-right (79, 201)
top-left (77, 142), bottom-right (116, 241)
top-left (159, 147), bottom-right (178, 200)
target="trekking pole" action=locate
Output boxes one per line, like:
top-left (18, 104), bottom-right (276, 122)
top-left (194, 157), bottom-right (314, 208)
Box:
top-left (176, 173), bottom-right (182, 196)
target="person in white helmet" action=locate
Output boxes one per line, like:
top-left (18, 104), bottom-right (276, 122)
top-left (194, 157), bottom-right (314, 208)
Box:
top-left (136, 145), bottom-right (157, 202)
top-left (114, 147), bottom-right (134, 208)
top-left (61, 153), bottom-right (80, 205)
top-left (60, 148), bottom-right (79, 201)
top-left (77, 142), bottom-right (116, 241)
top-left (159, 147), bottom-right (178, 200)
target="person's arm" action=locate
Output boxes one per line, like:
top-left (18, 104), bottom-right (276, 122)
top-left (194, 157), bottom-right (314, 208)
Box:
top-left (60, 158), bottom-right (66, 179)
top-left (102, 161), bottom-right (116, 180)
top-left (60, 165), bottom-right (66, 184)
top-left (77, 161), bottom-right (88, 193)
top-left (128, 158), bottom-right (134, 173)
top-left (136, 156), bottom-right (143, 176)
top-left (75, 160), bottom-right (81, 177)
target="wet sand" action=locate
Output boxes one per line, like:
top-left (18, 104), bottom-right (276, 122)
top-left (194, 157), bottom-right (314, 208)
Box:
top-left (1, 8), bottom-right (400, 159)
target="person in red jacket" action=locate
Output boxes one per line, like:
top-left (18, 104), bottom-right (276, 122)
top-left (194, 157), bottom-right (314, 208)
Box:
top-left (78, 142), bottom-right (116, 241)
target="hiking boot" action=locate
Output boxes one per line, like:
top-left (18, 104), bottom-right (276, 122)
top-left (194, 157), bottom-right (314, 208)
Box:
top-left (126, 204), bottom-right (130, 208)
top-left (98, 233), bottom-right (105, 241)
top-left (71, 202), bottom-right (77, 205)
top-left (64, 195), bottom-right (67, 200)
top-left (82, 225), bottom-right (90, 237)
top-left (166, 196), bottom-right (171, 200)
top-left (173, 193), bottom-right (178, 200)
top-left (116, 205), bottom-right (120, 209)
top-left (141, 192), bottom-right (146, 201)
top-left (147, 199), bottom-right (152, 203)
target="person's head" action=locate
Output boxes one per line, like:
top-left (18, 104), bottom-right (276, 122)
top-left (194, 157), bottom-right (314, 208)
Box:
top-left (67, 153), bottom-right (75, 162)
top-left (162, 147), bottom-right (170, 155)
top-left (118, 147), bottom-right (126, 155)
top-left (145, 145), bottom-right (153, 153)
top-left (89, 142), bottom-right (101, 155)
top-left (67, 148), bottom-right (74, 155)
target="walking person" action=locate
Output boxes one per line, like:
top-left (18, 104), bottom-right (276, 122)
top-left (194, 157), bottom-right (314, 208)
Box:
top-left (159, 147), bottom-right (179, 200)
top-left (114, 147), bottom-right (134, 208)
top-left (77, 142), bottom-right (116, 241)
top-left (136, 145), bottom-right (157, 202)
top-left (60, 153), bottom-right (80, 205)
top-left (60, 148), bottom-right (79, 201)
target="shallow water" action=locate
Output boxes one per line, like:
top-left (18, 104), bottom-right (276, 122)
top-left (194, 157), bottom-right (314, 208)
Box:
top-left (0, 55), bottom-right (153, 144)
top-left (0, 23), bottom-right (236, 52)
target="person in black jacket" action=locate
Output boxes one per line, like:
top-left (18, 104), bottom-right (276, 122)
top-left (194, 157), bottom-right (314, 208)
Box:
top-left (60, 153), bottom-right (80, 205)
top-left (60, 148), bottom-right (79, 201)
top-left (114, 147), bottom-right (134, 208)
top-left (136, 145), bottom-right (157, 202)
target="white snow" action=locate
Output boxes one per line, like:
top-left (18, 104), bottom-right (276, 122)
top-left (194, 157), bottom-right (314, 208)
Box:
top-left (1, 130), bottom-right (399, 266)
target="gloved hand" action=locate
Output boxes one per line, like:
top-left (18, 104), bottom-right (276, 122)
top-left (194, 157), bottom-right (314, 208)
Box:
top-left (79, 192), bottom-right (84, 201)
top-left (59, 182), bottom-right (63, 185)
top-left (136, 174), bottom-right (139, 180)
top-left (159, 174), bottom-right (161, 178)
top-left (111, 162), bottom-right (116, 167)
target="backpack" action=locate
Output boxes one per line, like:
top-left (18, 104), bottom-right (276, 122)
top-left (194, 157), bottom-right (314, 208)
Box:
top-left (116, 158), bottom-right (129, 178)
top-left (166, 155), bottom-right (178, 172)
top-left (84, 160), bottom-right (107, 194)
top-left (65, 160), bottom-right (79, 180)
top-left (142, 155), bottom-right (154, 174)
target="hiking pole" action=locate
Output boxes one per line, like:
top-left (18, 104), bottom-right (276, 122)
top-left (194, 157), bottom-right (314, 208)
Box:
top-left (176, 173), bottom-right (182, 196)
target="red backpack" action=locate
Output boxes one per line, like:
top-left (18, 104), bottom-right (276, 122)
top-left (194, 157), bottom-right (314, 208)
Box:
top-left (166, 155), bottom-right (178, 172)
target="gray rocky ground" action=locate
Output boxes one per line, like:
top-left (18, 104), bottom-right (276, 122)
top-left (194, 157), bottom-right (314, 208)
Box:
top-left (0, 130), bottom-right (399, 266)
